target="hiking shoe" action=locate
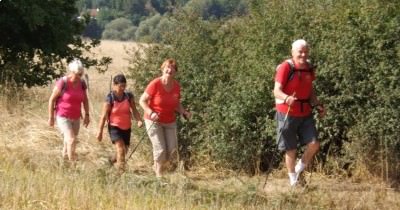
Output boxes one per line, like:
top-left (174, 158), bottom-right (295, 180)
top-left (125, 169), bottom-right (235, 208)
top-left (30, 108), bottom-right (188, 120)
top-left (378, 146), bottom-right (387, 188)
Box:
top-left (288, 172), bottom-right (298, 186)
top-left (295, 160), bottom-right (306, 174)
top-left (290, 179), bottom-right (298, 186)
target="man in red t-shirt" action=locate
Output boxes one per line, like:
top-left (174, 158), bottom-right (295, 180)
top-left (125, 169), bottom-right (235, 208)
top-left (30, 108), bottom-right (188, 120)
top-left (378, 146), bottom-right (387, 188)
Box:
top-left (273, 39), bottom-right (326, 186)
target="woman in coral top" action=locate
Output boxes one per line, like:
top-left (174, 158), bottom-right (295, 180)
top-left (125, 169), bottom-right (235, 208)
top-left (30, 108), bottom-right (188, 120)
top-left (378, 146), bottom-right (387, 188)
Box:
top-left (139, 59), bottom-right (191, 177)
top-left (96, 74), bottom-right (143, 171)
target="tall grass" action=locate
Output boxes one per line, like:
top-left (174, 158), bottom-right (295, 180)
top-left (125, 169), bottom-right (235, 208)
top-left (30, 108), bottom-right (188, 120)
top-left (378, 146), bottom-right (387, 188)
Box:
top-left (0, 40), bottom-right (399, 210)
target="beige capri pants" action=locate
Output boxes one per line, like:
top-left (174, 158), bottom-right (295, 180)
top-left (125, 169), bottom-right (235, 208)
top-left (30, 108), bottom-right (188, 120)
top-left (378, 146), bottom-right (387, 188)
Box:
top-left (145, 119), bottom-right (178, 163)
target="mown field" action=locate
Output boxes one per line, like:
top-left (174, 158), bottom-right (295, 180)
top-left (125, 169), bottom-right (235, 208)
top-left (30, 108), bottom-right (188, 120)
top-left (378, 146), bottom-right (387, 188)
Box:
top-left (0, 40), bottom-right (399, 210)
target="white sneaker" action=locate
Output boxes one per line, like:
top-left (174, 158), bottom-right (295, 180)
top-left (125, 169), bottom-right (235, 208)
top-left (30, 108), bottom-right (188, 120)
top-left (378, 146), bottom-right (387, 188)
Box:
top-left (294, 160), bottom-right (306, 184)
top-left (288, 172), bottom-right (297, 186)
top-left (295, 160), bottom-right (306, 174)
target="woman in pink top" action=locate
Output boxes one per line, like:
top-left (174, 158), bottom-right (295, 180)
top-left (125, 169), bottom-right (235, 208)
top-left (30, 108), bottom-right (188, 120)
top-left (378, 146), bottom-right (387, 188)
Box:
top-left (96, 74), bottom-right (143, 171)
top-left (48, 59), bottom-right (90, 164)
top-left (139, 59), bottom-right (191, 177)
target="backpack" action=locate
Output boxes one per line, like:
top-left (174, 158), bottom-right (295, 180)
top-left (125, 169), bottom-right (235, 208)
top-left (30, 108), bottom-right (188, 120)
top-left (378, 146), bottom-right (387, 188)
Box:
top-left (276, 59), bottom-right (316, 89)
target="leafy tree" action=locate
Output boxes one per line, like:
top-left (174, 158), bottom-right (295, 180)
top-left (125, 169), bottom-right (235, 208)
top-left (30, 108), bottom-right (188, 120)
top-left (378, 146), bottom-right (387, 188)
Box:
top-left (0, 0), bottom-right (111, 89)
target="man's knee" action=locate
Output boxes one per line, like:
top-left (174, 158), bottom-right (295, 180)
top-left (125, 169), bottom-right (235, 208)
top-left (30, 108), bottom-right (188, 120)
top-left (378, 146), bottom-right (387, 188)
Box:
top-left (308, 140), bottom-right (320, 151)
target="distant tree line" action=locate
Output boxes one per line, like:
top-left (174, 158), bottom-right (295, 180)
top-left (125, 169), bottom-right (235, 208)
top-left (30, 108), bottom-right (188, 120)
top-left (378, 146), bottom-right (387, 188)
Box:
top-left (77, 0), bottom-right (248, 42)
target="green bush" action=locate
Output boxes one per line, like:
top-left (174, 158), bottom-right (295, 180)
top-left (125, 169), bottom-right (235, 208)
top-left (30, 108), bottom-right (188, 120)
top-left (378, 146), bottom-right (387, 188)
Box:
top-left (102, 17), bottom-right (136, 40)
top-left (128, 0), bottom-right (400, 179)
top-left (135, 14), bottom-right (162, 42)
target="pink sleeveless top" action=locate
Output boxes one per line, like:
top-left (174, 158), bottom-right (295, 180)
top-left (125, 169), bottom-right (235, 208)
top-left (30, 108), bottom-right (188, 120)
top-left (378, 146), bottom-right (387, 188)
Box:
top-left (55, 78), bottom-right (87, 120)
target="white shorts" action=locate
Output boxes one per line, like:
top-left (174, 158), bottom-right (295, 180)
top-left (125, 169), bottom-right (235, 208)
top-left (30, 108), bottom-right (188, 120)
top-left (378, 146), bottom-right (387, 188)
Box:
top-left (56, 116), bottom-right (80, 139)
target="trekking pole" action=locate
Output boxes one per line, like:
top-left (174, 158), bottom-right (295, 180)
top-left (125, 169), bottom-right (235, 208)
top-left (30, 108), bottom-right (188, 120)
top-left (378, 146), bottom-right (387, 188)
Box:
top-left (127, 120), bottom-right (156, 160)
top-left (263, 92), bottom-right (296, 189)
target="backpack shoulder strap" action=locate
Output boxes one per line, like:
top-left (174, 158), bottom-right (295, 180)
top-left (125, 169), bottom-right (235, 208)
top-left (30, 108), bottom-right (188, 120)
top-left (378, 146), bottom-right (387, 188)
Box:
top-left (60, 76), bottom-right (68, 94)
top-left (125, 91), bottom-right (133, 101)
top-left (107, 92), bottom-right (114, 122)
top-left (284, 59), bottom-right (296, 86)
top-left (81, 79), bottom-right (87, 90)
top-left (110, 91), bottom-right (115, 105)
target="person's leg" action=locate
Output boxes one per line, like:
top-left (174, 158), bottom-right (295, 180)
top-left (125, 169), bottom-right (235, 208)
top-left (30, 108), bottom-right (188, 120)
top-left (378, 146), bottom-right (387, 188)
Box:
top-left (285, 149), bottom-right (297, 173)
top-left (164, 122), bottom-right (178, 170)
top-left (285, 149), bottom-right (298, 186)
top-left (57, 116), bottom-right (78, 162)
top-left (115, 139), bottom-right (127, 171)
top-left (62, 139), bottom-right (68, 160)
top-left (69, 119), bottom-right (80, 162)
top-left (145, 120), bottom-right (167, 177)
top-left (297, 115), bottom-right (320, 172)
top-left (276, 112), bottom-right (300, 186)
top-left (301, 141), bottom-right (320, 165)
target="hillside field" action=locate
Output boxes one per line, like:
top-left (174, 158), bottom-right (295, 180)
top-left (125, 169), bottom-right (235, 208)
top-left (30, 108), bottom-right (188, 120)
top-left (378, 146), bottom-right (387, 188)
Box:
top-left (0, 40), bottom-right (399, 210)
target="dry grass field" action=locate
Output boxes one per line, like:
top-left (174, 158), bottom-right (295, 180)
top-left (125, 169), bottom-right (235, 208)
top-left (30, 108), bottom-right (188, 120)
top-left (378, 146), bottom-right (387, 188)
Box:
top-left (0, 40), bottom-right (399, 209)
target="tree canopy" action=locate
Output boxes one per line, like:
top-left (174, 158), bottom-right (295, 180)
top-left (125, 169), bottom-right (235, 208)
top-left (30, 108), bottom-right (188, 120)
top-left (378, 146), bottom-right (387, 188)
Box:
top-left (0, 0), bottom-right (110, 88)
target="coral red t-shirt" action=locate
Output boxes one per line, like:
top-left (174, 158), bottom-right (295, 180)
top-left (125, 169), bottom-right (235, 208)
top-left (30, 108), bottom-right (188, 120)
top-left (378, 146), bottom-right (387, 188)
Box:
top-left (144, 78), bottom-right (180, 123)
top-left (107, 92), bottom-right (133, 130)
top-left (275, 61), bottom-right (315, 117)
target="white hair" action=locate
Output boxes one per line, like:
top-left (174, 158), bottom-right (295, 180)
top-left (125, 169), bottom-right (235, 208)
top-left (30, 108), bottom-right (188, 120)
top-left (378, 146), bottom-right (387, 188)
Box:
top-left (68, 59), bottom-right (84, 73)
top-left (291, 39), bottom-right (308, 50)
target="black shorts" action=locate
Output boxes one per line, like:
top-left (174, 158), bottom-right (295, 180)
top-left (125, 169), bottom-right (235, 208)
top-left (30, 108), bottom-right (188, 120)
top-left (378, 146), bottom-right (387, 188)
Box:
top-left (108, 125), bottom-right (131, 146)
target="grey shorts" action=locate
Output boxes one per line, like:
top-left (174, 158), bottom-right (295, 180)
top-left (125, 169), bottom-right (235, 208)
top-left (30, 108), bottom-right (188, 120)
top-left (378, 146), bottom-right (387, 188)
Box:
top-left (276, 112), bottom-right (318, 151)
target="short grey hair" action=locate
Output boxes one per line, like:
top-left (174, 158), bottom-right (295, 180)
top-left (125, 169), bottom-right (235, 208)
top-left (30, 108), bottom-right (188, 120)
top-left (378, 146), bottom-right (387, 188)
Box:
top-left (68, 59), bottom-right (84, 74)
top-left (291, 39), bottom-right (308, 50)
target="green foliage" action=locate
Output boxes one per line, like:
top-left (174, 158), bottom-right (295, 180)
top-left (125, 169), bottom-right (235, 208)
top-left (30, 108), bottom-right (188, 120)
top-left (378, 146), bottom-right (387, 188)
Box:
top-left (0, 0), bottom-right (111, 89)
top-left (102, 17), bottom-right (137, 41)
top-left (128, 0), bottom-right (400, 178)
top-left (96, 7), bottom-right (125, 28)
top-left (135, 14), bottom-right (162, 42)
top-left (184, 0), bottom-right (247, 19)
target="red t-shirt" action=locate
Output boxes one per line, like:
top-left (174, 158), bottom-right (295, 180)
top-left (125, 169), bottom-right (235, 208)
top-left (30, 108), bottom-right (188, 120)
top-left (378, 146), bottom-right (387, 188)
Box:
top-left (144, 78), bottom-right (181, 123)
top-left (275, 61), bottom-right (315, 117)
